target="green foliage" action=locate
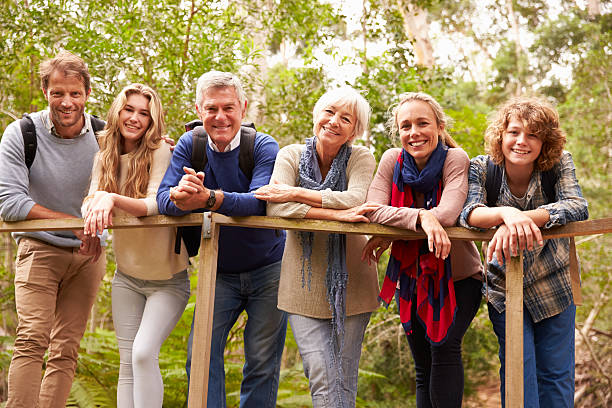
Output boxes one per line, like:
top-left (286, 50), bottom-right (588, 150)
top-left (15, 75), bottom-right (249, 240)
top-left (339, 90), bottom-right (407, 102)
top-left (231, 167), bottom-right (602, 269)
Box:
top-left (260, 64), bottom-right (329, 147)
top-left (1, 1), bottom-right (611, 406)
top-left (66, 377), bottom-right (115, 408)
top-left (72, 329), bottom-right (119, 406)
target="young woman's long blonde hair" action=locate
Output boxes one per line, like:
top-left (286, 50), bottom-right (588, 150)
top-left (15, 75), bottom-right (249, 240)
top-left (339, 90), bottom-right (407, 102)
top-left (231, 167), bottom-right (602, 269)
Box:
top-left (96, 83), bottom-right (165, 198)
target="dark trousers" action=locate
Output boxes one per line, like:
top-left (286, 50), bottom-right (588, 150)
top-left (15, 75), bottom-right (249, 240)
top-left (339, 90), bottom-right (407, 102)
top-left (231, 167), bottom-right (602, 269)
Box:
top-left (403, 277), bottom-right (482, 408)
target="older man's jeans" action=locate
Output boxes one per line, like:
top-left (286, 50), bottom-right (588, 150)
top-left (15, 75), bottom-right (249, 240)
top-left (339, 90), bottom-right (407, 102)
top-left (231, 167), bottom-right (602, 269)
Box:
top-left (186, 260), bottom-right (287, 408)
top-left (289, 312), bottom-right (371, 408)
top-left (488, 302), bottom-right (576, 408)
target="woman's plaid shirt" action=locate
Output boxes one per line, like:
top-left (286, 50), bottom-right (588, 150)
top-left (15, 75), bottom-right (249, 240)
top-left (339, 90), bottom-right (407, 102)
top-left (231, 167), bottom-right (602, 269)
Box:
top-left (459, 152), bottom-right (588, 322)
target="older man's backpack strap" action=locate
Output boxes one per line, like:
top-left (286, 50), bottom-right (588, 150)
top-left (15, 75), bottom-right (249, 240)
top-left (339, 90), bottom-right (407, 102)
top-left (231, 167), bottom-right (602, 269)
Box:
top-left (174, 123), bottom-right (257, 257)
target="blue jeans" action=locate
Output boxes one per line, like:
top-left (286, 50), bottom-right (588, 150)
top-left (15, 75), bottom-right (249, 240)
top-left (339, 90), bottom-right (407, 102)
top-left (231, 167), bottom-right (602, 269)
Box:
top-left (488, 302), bottom-right (576, 408)
top-left (186, 261), bottom-right (287, 408)
top-left (289, 312), bottom-right (371, 408)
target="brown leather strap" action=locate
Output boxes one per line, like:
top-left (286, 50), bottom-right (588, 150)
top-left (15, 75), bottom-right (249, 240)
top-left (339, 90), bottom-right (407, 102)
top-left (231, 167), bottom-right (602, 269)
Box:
top-left (569, 237), bottom-right (582, 305)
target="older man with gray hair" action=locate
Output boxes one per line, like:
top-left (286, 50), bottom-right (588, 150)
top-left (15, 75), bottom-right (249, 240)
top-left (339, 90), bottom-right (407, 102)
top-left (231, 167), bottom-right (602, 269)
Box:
top-left (157, 70), bottom-right (287, 407)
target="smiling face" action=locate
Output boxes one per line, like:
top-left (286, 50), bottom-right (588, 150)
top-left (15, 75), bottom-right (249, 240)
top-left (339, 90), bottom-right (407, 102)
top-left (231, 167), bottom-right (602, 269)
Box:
top-left (43, 70), bottom-right (90, 138)
top-left (501, 115), bottom-right (543, 172)
top-left (314, 104), bottom-right (356, 153)
top-left (119, 93), bottom-right (152, 154)
top-left (196, 86), bottom-right (246, 152)
top-left (397, 100), bottom-right (443, 170)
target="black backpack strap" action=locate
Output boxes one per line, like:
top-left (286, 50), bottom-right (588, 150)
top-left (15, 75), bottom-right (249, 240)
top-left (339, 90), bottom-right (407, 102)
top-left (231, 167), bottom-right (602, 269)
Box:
top-left (540, 167), bottom-right (559, 204)
top-left (238, 124), bottom-right (257, 180)
top-left (485, 157), bottom-right (503, 207)
top-left (191, 126), bottom-right (208, 172)
top-left (174, 227), bottom-right (184, 254)
top-left (90, 115), bottom-right (106, 133)
top-left (20, 114), bottom-right (37, 170)
top-left (185, 119), bottom-right (202, 132)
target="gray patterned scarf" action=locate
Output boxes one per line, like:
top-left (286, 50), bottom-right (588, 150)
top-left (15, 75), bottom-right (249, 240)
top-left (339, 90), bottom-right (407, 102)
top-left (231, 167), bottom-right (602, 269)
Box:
top-left (298, 136), bottom-right (352, 352)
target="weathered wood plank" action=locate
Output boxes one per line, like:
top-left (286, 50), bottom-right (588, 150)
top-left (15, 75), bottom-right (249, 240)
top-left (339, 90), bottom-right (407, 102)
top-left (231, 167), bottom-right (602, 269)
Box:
top-left (188, 214), bottom-right (220, 408)
top-left (505, 254), bottom-right (524, 408)
top-left (2, 214), bottom-right (610, 241)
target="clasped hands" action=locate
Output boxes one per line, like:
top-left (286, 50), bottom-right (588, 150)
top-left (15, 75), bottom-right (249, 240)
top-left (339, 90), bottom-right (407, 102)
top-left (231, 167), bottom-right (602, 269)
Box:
top-left (169, 167), bottom-right (212, 211)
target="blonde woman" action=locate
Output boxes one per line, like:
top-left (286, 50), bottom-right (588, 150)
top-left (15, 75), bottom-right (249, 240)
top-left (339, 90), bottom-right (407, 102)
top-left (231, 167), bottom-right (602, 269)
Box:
top-left (82, 84), bottom-right (189, 408)
top-left (362, 92), bottom-right (483, 408)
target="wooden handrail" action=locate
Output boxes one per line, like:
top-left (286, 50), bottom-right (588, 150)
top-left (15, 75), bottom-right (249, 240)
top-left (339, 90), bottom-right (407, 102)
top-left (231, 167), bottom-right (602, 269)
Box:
top-left (2, 215), bottom-right (611, 408)
top-left (2, 214), bottom-right (610, 239)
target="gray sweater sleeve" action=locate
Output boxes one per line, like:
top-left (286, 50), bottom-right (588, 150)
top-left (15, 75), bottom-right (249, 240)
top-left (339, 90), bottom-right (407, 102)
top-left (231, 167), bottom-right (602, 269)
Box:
top-left (1, 112), bottom-right (101, 247)
top-left (0, 120), bottom-right (36, 221)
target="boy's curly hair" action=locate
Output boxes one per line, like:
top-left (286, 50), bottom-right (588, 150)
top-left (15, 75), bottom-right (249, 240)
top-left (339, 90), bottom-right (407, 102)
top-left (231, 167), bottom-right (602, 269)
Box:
top-left (485, 97), bottom-right (566, 171)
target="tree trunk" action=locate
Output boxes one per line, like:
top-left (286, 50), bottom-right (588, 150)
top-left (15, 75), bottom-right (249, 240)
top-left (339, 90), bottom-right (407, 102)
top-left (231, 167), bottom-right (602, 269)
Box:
top-left (586, 0), bottom-right (601, 19)
top-left (361, 0), bottom-right (371, 147)
top-left (242, 0), bottom-right (270, 127)
top-left (396, 0), bottom-right (434, 68)
top-left (505, 0), bottom-right (524, 96)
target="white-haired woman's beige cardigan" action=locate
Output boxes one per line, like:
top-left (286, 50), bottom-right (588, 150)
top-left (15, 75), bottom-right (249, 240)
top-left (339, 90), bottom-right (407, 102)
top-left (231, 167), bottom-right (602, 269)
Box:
top-left (267, 143), bottom-right (380, 318)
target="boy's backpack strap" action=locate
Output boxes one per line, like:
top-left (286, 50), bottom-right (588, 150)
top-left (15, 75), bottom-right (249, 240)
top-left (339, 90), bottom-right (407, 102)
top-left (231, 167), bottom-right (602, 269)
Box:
top-left (20, 114), bottom-right (37, 170)
top-left (485, 158), bottom-right (503, 207)
top-left (540, 167), bottom-right (559, 204)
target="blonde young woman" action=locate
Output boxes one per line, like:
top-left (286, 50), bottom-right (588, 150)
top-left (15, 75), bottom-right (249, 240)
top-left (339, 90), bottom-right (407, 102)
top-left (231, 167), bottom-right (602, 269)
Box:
top-left (362, 92), bottom-right (483, 408)
top-left (82, 84), bottom-right (189, 408)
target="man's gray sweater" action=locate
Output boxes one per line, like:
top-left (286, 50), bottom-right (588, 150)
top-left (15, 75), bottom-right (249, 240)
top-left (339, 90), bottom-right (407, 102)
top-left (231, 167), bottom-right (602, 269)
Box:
top-left (0, 111), bottom-right (99, 247)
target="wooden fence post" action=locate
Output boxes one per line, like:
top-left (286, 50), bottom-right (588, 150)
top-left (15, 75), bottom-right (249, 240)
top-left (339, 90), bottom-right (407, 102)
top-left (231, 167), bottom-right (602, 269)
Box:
top-left (505, 253), bottom-right (524, 408)
top-left (188, 213), bottom-right (220, 408)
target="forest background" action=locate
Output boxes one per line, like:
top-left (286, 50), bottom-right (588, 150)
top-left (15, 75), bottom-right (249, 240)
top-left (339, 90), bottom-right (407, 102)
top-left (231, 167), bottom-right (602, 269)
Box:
top-left (0, 0), bottom-right (610, 407)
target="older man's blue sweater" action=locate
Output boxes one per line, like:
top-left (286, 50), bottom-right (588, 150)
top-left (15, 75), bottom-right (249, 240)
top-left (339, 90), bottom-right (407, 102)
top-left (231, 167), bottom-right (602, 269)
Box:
top-left (157, 130), bottom-right (285, 274)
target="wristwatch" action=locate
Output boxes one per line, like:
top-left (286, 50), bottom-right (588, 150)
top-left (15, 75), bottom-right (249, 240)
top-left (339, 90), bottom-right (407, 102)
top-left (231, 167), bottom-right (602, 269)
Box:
top-left (205, 189), bottom-right (216, 209)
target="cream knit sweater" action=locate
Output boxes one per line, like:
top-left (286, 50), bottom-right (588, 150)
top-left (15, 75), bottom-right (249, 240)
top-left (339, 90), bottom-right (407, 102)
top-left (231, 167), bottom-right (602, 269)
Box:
top-left (84, 144), bottom-right (189, 280)
top-left (267, 143), bottom-right (380, 318)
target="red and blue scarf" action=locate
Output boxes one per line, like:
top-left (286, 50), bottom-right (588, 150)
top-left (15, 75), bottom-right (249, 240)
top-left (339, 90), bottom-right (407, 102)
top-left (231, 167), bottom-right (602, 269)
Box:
top-left (379, 143), bottom-right (457, 345)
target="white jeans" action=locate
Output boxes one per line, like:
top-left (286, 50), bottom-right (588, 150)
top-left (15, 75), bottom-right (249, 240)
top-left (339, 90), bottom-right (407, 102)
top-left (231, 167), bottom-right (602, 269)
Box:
top-left (112, 270), bottom-right (190, 408)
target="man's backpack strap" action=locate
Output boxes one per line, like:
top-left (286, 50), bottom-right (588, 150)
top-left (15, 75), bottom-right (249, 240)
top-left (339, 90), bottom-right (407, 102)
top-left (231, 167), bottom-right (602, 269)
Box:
top-left (20, 114), bottom-right (37, 170)
top-left (238, 124), bottom-right (256, 180)
top-left (175, 123), bottom-right (258, 257)
top-left (20, 113), bottom-right (105, 170)
top-left (191, 126), bottom-right (208, 172)
top-left (189, 123), bottom-right (257, 177)
top-left (485, 158), bottom-right (503, 207)
top-left (90, 115), bottom-right (106, 134)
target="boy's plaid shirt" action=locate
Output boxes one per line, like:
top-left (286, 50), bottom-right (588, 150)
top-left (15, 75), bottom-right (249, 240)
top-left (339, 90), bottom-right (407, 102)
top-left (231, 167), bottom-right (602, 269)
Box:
top-left (459, 152), bottom-right (588, 322)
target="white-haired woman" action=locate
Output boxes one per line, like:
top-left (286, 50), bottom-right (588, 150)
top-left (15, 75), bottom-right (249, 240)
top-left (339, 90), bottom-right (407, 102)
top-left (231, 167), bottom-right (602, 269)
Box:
top-left (362, 92), bottom-right (483, 408)
top-left (82, 84), bottom-right (189, 407)
top-left (255, 86), bottom-right (380, 408)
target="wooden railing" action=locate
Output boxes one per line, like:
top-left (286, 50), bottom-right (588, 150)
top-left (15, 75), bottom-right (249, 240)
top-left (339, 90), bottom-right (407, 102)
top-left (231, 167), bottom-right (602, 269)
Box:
top-left (1, 215), bottom-right (611, 408)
